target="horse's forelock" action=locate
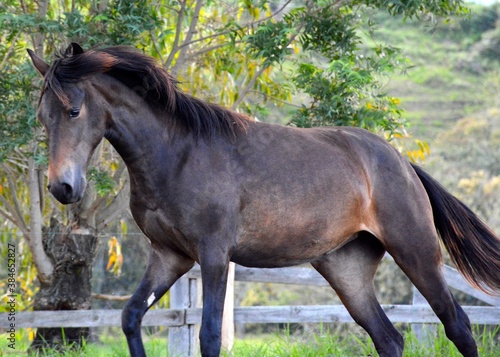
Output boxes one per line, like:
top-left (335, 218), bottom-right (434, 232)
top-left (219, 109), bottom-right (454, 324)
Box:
top-left (56, 51), bottom-right (120, 81)
top-left (43, 50), bottom-right (121, 107)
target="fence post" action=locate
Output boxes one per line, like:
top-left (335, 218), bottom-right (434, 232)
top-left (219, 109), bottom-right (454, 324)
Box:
top-left (412, 285), bottom-right (436, 344)
top-left (222, 262), bottom-right (235, 352)
top-left (169, 274), bottom-right (198, 357)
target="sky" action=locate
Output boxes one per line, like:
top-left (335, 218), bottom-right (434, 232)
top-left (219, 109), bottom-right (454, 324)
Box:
top-left (468, 0), bottom-right (498, 4)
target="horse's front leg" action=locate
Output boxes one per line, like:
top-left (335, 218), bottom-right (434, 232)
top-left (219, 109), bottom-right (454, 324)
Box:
top-left (198, 248), bottom-right (231, 357)
top-left (122, 246), bottom-right (194, 357)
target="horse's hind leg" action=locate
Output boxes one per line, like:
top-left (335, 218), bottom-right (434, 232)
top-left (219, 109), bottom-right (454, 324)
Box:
top-left (312, 233), bottom-right (404, 357)
top-left (381, 217), bottom-right (477, 356)
top-left (122, 246), bottom-right (194, 357)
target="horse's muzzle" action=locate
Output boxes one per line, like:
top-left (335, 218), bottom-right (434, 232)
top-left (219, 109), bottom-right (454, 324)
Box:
top-left (48, 177), bottom-right (86, 204)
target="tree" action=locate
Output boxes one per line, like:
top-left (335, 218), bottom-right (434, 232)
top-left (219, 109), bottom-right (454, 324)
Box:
top-left (1, 0), bottom-right (469, 350)
top-left (1, 0), bottom-right (134, 350)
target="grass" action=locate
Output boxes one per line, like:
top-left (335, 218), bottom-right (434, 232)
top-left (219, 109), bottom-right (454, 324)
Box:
top-left (224, 326), bottom-right (499, 357)
top-left (1, 325), bottom-right (498, 356)
top-left (0, 334), bottom-right (165, 357)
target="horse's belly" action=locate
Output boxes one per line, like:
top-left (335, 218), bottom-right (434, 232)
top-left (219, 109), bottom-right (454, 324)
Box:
top-left (232, 186), bottom-right (366, 267)
top-left (232, 222), bottom-right (359, 268)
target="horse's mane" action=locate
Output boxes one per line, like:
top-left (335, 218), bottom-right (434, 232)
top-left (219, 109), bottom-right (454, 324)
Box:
top-left (45, 46), bottom-right (251, 140)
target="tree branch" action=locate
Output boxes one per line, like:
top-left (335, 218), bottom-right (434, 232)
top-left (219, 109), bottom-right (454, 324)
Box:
top-left (38, 165), bottom-right (44, 212)
top-left (0, 196), bottom-right (23, 229)
top-left (170, 0), bottom-right (204, 76)
top-left (34, 0), bottom-right (49, 56)
top-left (164, 0), bottom-right (187, 70)
top-left (231, 66), bottom-right (268, 110)
top-left (92, 293), bottom-right (132, 301)
top-left (174, 0), bottom-right (294, 54)
top-left (247, 90), bottom-right (302, 108)
top-left (188, 40), bottom-right (242, 59)
top-left (27, 155), bottom-right (53, 283)
top-left (149, 30), bottom-right (165, 64)
top-left (0, 165), bottom-right (29, 235)
top-left (73, 141), bottom-right (104, 228)
top-left (4, 165), bottom-right (28, 230)
top-left (87, 159), bottom-right (127, 218)
top-left (97, 177), bottom-right (130, 231)
top-left (0, 206), bottom-right (25, 233)
top-left (0, 31), bottom-right (21, 69)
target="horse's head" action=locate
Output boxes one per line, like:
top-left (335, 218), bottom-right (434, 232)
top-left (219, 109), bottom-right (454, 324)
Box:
top-left (28, 43), bottom-right (108, 204)
top-left (28, 43), bottom-right (249, 204)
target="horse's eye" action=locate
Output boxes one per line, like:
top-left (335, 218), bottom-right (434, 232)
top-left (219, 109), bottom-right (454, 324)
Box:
top-left (69, 109), bottom-right (80, 118)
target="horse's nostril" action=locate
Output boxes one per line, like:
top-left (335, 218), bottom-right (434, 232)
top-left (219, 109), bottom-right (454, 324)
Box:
top-left (47, 184), bottom-right (52, 191)
top-left (48, 181), bottom-right (80, 205)
top-left (62, 183), bottom-right (73, 197)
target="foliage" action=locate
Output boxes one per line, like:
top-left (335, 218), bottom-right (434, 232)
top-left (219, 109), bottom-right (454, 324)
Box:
top-left (405, 139), bottom-right (431, 163)
top-left (240, 2), bottom-right (410, 136)
top-left (0, 62), bottom-right (38, 162)
top-left (359, 0), bottom-right (469, 19)
top-left (289, 57), bottom-right (406, 135)
top-left (420, 3), bottom-right (500, 52)
top-left (87, 167), bottom-right (117, 197)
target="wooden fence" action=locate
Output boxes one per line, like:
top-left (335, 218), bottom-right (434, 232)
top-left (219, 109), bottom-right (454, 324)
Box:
top-left (1, 260), bottom-right (499, 356)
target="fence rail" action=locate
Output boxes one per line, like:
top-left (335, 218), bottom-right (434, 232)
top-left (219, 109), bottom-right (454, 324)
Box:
top-left (2, 305), bottom-right (499, 330)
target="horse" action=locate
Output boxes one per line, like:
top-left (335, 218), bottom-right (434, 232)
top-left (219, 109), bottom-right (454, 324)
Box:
top-left (27, 43), bottom-right (499, 357)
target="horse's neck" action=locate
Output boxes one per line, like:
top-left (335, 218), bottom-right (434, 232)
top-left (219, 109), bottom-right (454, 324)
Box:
top-left (106, 105), bottom-right (179, 186)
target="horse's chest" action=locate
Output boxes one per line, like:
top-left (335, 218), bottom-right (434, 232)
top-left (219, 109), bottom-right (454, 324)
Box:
top-left (132, 205), bottom-right (199, 256)
top-left (128, 190), bottom-right (181, 240)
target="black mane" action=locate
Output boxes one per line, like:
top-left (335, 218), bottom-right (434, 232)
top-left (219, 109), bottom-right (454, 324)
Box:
top-left (45, 46), bottom-right (250, 140)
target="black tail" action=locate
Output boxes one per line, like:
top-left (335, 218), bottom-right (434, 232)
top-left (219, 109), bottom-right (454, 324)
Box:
top-left (411, 164), bottom-right (500, 294)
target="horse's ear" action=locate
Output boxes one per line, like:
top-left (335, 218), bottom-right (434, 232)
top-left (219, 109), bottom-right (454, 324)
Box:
top-left (27, 49), bottom-right (49, 77)
top-left (65, 42), bottom-right (85, 57)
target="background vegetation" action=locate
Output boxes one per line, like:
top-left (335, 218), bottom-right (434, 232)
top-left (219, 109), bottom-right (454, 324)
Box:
top-left (0, 0), bottom-right (499, 354)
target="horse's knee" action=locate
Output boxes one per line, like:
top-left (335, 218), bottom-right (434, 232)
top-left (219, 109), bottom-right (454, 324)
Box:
top-left (122, 305), bottom-right (142, 337)
top-left (122, 304), bottom-right (148, 357)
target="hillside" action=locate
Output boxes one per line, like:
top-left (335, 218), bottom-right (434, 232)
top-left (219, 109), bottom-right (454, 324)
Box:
top-left (370, 4), bottom-right (499, 139)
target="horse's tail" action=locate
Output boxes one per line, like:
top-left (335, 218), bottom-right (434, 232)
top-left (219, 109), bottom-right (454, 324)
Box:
top-left (411, 163), bottom-right (500, 294)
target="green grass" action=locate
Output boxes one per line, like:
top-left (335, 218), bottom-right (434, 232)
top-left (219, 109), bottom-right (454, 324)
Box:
top-left (1, 325), bottom-right (498, 356)
top-left (224, 326), bottom-right (499, 357)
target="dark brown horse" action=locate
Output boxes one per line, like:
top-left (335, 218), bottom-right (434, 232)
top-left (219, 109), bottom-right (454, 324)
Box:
top-left (28, 43), bottom-right (499, 357)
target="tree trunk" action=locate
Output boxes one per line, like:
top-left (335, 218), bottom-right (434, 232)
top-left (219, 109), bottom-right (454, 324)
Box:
top-left (27, 154), bottom-right (53, 284)
top-left (29, 218), bottom-right (99, 352)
